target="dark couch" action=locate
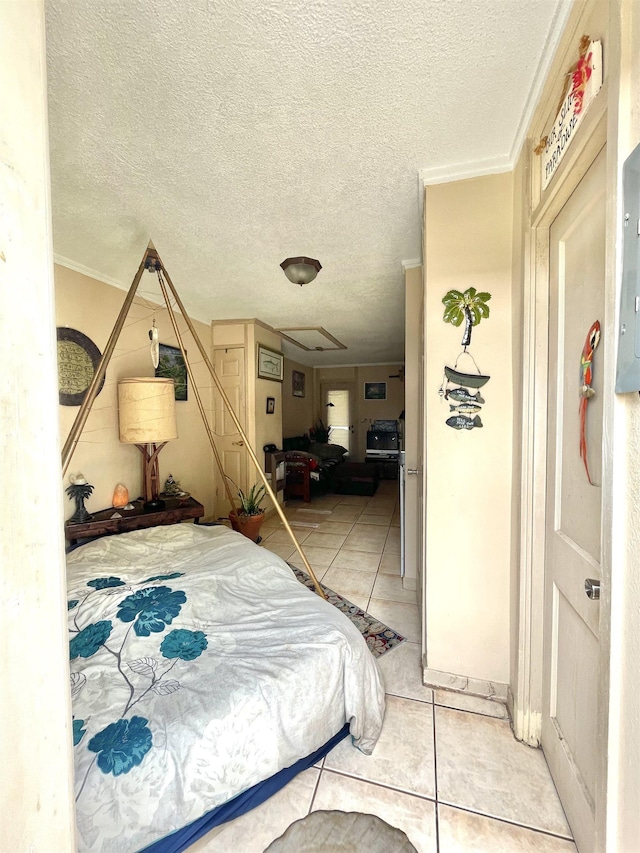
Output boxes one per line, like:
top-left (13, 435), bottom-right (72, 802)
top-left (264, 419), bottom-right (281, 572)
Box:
top-left (282, 436), bottom-right (347, 491)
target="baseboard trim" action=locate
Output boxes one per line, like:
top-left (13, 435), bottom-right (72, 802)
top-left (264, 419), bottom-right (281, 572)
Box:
top-left (422, 666), bottom-right (508, 703)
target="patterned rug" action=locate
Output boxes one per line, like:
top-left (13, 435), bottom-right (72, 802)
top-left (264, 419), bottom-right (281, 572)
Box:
top-left (290, 565), bottom-right (406, 658)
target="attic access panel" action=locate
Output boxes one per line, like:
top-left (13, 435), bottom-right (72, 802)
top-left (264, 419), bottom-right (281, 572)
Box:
top-left (275, 326), bottom-right (347, 352)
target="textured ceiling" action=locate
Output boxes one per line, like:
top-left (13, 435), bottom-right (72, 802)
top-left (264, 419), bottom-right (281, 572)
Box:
top-left (45, 0), bottom-right (570, 366)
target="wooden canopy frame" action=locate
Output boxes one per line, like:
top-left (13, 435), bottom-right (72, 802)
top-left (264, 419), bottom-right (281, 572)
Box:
top-left (61, 241), bottom-right (325, 598)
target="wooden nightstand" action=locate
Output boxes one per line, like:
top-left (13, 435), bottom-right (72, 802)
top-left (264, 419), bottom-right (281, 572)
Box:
top-left (65, 496), bottom-right (205, 545)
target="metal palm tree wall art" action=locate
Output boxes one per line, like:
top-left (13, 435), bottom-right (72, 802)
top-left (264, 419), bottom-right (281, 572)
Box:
top-left (439, 287), bottom-right (492, 431)
top-left (442, 287), bottom-right (492, 347)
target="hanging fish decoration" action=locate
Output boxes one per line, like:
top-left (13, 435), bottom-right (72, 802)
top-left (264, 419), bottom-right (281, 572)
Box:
top-left (579, 320), bottom-right (601, 485)
top-left (449, 403), bottom-right (482, 414)
top-left (446, 414), bottom-right (483, 431)
top-left (445, 387), bottom-right (485, 405)
top-left (444, 365), bottom-right (490, 388)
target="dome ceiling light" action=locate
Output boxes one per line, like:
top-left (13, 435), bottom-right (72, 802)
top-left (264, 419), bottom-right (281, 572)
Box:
top-left (280, 256), bottom-right (322, 286)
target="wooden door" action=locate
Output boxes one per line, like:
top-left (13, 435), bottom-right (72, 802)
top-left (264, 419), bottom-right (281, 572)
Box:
top-left (542, 148), bottom-right (606, 853)
top-left (213, 347), bottom-right (247, 520)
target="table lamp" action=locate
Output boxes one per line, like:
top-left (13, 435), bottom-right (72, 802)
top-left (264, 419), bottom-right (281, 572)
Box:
top-left (118, 377), bottom-right (178, 511)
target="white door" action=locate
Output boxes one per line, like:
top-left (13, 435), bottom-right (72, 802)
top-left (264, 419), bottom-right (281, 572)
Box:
top-left (213, 347), bottom-right (247, 520)
top-left (542, 148), bottom-right (606, 853)
top-left (322, 383), bottom-right (354, 455)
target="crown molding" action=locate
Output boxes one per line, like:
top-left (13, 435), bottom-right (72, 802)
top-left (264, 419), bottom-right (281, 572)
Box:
top-left (54, 254), bottom-right (126, 291)
top-left (401, 259), bottom-right (421, 272)
top-left (508, 0), bottom-right (574, 166)
top-left (418, 155), bottom-right (513, 189)
top-left (417, 0), bottom-right (573, 191)
top-left (53, 253), bottom-right (210, 324)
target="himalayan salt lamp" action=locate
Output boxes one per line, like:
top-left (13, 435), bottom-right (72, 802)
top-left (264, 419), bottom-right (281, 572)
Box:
top-left (112, 483), bottom-right (130, 508)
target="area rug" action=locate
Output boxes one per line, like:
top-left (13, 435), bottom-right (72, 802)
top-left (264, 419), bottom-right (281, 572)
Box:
top-left (289, 565), bottom-right (405, 658)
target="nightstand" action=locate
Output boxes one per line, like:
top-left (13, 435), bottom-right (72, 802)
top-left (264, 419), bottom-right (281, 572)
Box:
top-left (65, 496), bottom-right (205, 545)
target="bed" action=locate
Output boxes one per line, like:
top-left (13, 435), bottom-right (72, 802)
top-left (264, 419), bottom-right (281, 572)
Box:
top-left (67, 522), bottom-right (385, 852)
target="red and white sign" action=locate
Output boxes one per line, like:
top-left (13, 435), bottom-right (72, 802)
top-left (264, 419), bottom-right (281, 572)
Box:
top-left (541, 40), bottom-right (603, 190)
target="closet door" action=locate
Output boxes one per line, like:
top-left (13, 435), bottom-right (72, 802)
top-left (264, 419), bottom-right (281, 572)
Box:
top-left (213, 346), bottom-right (247, 520)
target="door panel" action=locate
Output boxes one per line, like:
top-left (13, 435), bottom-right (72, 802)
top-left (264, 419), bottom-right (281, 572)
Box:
top-left (325, 387), bottom-right (351, 453)
top-left (321, 382), bottom-right (355, 455)
top-left (213, 347), bottom-right (246, 520)
top-left (542, 148), bottom-right (605, 853)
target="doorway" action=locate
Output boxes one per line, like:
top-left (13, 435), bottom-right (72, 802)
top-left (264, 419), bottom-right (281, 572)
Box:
top-left (541, 147), bottom-right (606, 853)
top-left (321, 383), bottom-right (354, 455)
top-left (213, 346), bottom-right (247, 520)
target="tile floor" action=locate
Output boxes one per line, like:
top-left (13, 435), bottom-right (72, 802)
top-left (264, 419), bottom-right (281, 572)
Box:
top-left (191, 482), bottom-right (576, 853)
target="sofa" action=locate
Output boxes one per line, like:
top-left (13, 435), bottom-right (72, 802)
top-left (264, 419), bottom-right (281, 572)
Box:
top-left (282, 435), bottom-right (348, 493)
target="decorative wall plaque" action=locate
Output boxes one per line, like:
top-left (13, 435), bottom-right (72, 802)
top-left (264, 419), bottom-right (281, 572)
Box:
top-left (57, 327), bottom-right (105, 406)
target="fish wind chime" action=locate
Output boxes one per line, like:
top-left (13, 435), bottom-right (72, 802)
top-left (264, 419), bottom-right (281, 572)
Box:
top-left (439, 287), bottom-right (491, 430)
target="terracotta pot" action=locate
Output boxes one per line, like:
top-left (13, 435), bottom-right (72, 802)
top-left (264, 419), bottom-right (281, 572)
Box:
top-left (229, 509), bottom-right (265, 542)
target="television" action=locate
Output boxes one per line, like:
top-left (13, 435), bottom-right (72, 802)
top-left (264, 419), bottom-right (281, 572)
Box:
top-left (366, 430), bottom-right (399, 456)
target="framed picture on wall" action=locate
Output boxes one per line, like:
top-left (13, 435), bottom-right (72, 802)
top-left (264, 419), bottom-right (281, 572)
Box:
top-left (257, 344), bottom-right (284, 381)
top-left (266, 396), bottom-right (275, 414)
top-left (156, 344), bottom-right (187, 400)
top-left (364, 381), bottom-right (387, 401)
top-left (292, 369), bottom-right (305, 397)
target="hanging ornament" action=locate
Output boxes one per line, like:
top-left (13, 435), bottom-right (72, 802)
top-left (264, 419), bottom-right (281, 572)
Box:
top-left (149, 320), bottom-right (159, 368)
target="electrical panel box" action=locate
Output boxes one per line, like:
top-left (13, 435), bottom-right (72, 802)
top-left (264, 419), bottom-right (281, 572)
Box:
top-left (616, 143), bottom-right (640, 392)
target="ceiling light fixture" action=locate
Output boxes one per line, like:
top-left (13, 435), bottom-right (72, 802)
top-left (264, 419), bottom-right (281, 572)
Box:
top-left (280, 256), bottom-right (322, 286)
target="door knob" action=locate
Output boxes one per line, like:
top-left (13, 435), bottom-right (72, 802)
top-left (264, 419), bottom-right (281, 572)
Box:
top-left (584, 578), bottom-right (600, 600)
top-left (406, 469), bottom-right (419, 475)
top-left (232, 440), bottom-right (244, 446)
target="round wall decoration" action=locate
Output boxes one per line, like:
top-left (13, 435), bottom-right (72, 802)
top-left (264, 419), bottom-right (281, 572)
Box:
top-left (57, 327), bottom-right (105, 406)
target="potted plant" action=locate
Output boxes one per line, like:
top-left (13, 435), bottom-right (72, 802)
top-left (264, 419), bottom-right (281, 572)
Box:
top-left (229, 482), bottom-right (267, 542)
top-left (310, 417), bottom-right (330, 443)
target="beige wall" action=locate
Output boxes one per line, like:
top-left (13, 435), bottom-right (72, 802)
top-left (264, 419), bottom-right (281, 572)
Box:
top-left (56, 265), bottom-right (216, 520)
top-left (282, 356), bottom-right (314, 438)
top-left (424, 171), bottom-right (514, 687)
top-left (0, 1), bottom-right (77, 848)
top-left (315, 364), bottom-right (405, 461)
top-left (606, 0), bottom-right (640, 845)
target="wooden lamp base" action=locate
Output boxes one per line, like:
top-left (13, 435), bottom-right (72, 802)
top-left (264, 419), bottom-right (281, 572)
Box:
top-left (135, 442), bottom-right (168, 512)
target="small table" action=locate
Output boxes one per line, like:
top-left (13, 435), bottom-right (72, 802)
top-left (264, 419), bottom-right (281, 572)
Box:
top-left (65, 496), bottom-right (204, 545)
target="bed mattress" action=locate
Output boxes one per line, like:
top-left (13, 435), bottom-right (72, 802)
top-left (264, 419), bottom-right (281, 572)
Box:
top-left (66, 523), bottom-right (385, 852)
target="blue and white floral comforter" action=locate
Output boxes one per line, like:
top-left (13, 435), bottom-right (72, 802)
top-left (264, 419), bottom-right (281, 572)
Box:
top-left (67, 523), bottom-right (385, 852)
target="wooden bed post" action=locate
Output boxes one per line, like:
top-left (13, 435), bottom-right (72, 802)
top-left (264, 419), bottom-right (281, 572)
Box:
top-left (61, 247), bottom-right (151, 476)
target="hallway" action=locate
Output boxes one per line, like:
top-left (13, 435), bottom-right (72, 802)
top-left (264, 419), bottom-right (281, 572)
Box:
top-left (193, 483), bottom-right (576, 852)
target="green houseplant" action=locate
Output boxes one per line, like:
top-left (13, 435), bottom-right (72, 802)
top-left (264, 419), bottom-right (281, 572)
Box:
top-left (310, 417), bottom-right (330, 443)
top-left (229, 482), bottom-right (267, 542)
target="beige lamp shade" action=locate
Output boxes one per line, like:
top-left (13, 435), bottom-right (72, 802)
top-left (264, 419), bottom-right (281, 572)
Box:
top-left (118, 378), bottom-right (178, 444)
